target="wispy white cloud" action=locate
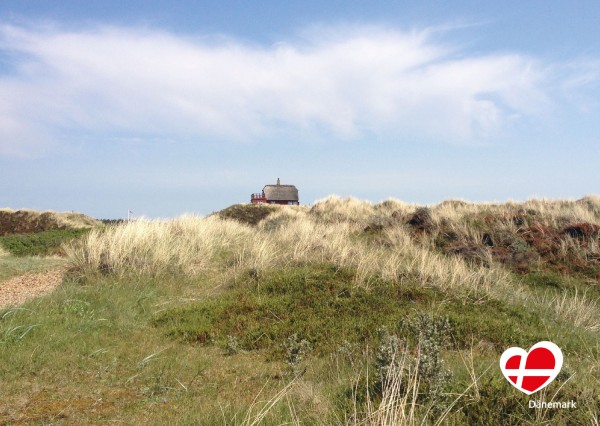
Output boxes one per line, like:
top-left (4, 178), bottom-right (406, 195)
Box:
top-left (0, 22), bottom-right (591, 157)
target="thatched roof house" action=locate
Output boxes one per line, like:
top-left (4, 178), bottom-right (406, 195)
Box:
top-left (251, 178), bottom-right (299, 205)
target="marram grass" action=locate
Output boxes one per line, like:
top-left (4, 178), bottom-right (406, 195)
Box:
top-left (1, 196), bottom-right (599, 424)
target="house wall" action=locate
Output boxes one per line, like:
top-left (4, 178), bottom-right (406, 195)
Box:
top-left (268, 200), bottom-right (299, 205)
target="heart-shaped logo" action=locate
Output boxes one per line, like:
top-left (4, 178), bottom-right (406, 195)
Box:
top-left (500, 341), bottom-right (563, 395)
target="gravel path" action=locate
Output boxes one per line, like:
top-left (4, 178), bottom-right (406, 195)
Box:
top-left (0, 269), bottom-right (65, 309)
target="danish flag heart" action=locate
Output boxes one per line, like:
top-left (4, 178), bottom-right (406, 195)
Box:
top-left (500, 341), bottom-right (563, 395)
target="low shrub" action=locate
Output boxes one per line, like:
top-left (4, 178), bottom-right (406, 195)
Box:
top-left (216, 204), bottom-right (276, 226)
top-left (0, 228), bottom-right (90, 256)
top-left (458, 374), bottom-right (596, 425)
top-left (154, 265), bottom-right (439, 358)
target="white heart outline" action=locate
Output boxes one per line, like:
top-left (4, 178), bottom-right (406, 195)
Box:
top-left (499, 341), bottom-right (563, 395)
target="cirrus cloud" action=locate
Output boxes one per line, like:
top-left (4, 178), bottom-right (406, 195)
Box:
top-left (0, 22), bottom-right (582, 157)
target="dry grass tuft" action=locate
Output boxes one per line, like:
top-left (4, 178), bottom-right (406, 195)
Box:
top-left (358, 346), bottom-right (420, 426)
top-left (533, 289), bottom-right (600, 331)
top-left (3, 196), bottom-right (599, 424)
top-left (66, 215), bottom-right (252, 277)
top-left (63, 196), bottom-right (600, 335)
top-left (65, 199), bottom-right (523, 318)
top-left (309, 196), bottom-right (377, 224)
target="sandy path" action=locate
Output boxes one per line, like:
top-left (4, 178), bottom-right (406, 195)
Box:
top-left (0, 269), bottom-right (65, 309)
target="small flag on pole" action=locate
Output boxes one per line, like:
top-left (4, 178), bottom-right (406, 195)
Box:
top-left (128, 210), bottom-right (134, 221)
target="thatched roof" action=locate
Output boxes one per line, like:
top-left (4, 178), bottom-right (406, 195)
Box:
top-left (263, 184), bottom-right (299, 201)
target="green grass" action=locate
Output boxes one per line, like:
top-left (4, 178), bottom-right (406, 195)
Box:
top-left (1, 204), bottom-right (600, 426)
top-left (0, 255), bottom-right (67, 282)
top-left (1, 262), bottom-right (598, 424)
top-left (153, 264), bottom-right (599, 423)
top-left (154, 265), bottom-right (440, 358)
top-left (0, 228), bottom-right (90, 257)
top-left (523, 270), bottom-right (600, 297)
top-left (156, 264), bottom-right (598, 357)
top-left (0, 274), bottom-right (295, 424)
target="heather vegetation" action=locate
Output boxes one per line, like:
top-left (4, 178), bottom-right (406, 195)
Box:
top-left (0, 209), bottom-right (99, 236)
top-left (1, 197), bottom-right (599, 424)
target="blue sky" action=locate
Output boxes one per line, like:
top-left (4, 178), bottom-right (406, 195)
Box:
top-left (1, 1), bottom-right (599, 218)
